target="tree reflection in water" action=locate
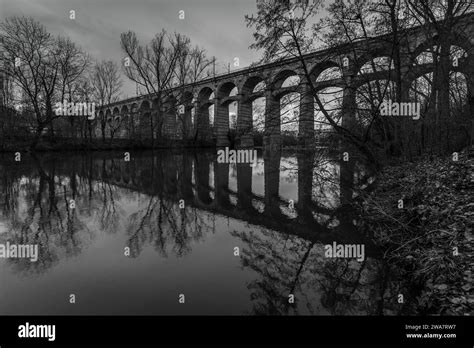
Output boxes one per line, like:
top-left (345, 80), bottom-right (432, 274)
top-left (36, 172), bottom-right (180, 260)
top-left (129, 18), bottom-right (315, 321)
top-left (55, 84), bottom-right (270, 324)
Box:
top-left (0, 149), bottom-right (404, 315)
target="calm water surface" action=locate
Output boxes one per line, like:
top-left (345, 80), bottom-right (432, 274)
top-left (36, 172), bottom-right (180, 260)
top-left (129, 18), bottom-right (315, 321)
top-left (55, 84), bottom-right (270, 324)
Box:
top-left (0, 149), bottom-right (395, 315)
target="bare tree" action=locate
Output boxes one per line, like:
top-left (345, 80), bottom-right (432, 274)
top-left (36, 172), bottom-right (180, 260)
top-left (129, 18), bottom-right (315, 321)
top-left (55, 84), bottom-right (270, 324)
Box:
top-left (405, 0), bottom-right (473, 153)
top-left (246, 0), bottom-right (381, 164)
top-left (174, 46), bottom-right (213, 141)
top-left (74, 77), bottom-right (96, 141)
top-left (0, 16), bottom-right (91, 149)
top-left (1, 17), bottom-right (55, 148)
top-left (120, 30), bottom-right (210, 145)
top-left (246, 0), bottom-right (472, 162)
top-left (90, 60), bottom-right (122, 141)
top-left (55, 37), bottom-right (91, 139)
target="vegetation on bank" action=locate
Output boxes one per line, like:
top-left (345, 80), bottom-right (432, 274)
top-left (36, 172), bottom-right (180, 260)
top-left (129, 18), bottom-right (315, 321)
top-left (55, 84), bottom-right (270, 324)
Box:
top-left (357, 147), bottom-right (473, 315)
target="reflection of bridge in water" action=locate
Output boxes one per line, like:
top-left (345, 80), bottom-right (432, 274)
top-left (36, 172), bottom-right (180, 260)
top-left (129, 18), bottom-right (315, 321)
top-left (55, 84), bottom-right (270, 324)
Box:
top-left (84, 150), bottom-right (380, 257)
top-left (0, 151), bottom-right (395, 315)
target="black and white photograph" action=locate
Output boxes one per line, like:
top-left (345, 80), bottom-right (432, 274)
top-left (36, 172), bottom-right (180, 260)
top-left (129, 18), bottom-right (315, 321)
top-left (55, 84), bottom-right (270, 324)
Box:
top-left (0, 0), bottom-right (473, 345)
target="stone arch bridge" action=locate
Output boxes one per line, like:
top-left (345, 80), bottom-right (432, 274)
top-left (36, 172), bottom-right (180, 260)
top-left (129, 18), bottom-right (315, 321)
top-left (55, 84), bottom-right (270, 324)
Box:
top-left (98, 13), bottom-right (474, 149)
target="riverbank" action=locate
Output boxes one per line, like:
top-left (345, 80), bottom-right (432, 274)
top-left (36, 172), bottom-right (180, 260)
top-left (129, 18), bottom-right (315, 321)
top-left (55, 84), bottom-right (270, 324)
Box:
top-left (357, 148), bottom-right (473, 315)
top-left (0, 138), bottom-right (215, 153)
top-left (0, 132), bottom-right (338, 153)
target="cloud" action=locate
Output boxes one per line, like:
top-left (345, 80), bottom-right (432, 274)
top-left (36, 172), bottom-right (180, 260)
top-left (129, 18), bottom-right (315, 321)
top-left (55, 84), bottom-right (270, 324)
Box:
top-left (1, 0), bottom-right (261, 97)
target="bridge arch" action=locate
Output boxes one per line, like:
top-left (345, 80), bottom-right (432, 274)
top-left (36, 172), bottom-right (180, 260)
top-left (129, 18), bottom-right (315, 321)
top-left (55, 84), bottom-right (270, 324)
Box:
top-left (217, 81), bottom-right (238, 100)
top-left (309, 61), bottom-right (341, 82)
top-left (272, 70), bottom-right (302, 137)
top-left (355, 79), bottom-right (397, 131)
top-left (162, 94), bottom-right (177, 110)
top-left (240, 75), bottom-right (266, 96)
top-left (358, 56), bottom-right (394, 74)
top-left (119, 105), bottom-right (130, 138)
top-left (138, 100), bottom-right (152, 138)
top-left (180, 90), bottom-right (194, 105)
top-left (314, 85), bottom-right (344, 132)
top-left (409, 70), bottom-right (469, 111)
top-left (306, 62), bottom-right (345, 132)
top-left (272, 69), bottom-right (300, 90)
top-left (139, 100), bottom-right (151, 111)
top-left (409, 41), bottom-right (471, 100)
top-left (112, 107), bottom-right (120, 122)
top-left (412, 30), bottom-right (473, 64)
top-left (195, 86), bottom-right (215, 142)
top-left (113, 107), bottom-right (121, 123)
top-left (354, 46), bottom-right (394, 73)
top-left (109, 107), bottom-right (121, 138)
top-left (237, 76), bottom-right (267, 139)
top-left (216, 81), bottom-right (238, 135)
top-left (105, 109), bottom-right (112, 123)
top-left (197, 86), bottom-right (214, 105)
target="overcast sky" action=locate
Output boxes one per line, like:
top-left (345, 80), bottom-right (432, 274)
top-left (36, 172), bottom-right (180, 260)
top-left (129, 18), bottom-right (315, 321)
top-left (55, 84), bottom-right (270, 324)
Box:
top-left (0, 0), bottom-right (263, 97)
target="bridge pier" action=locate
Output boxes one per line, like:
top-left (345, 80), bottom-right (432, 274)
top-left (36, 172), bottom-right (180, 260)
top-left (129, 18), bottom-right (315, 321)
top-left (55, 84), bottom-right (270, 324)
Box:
top-left (196, 103), bottom-right (211, 143)
top-left (298, 82), bottom-right (315, 148)
top-left (340, 59), bottom-right (357, 131)
top-left (175, 106), bottom-right (193, 140)
top-left (164, 105), bottom-right (177, 139)
top-left (166, 97), bottom-right (181, 140)
top-left (215, 102), bottom-right (230, 147)
top-left (264, 90), bottom-right (281, 156)
top-left (129, 107), bottom-right (139, 139)
top-left (183, 106), bottom-right (193, 140)
top-left (341, 82), bottom-right (356, 130)
top-left (237, 97), bottom-right (254, 148)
